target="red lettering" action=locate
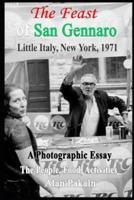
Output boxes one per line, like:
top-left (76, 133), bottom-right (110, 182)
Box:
top-left (92, 9), bottom-right (97, 18)
top-left (71, 10), bottom-right (78, 18)
top-left (31, 6), bottom-right (55, 18)
top-left (61, 7), bottom-right (98, 19)
top-left (61, 7), bottom-right (72, 18)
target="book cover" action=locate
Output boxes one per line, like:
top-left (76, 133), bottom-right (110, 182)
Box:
top-left (4, 2), bottom-right (132, 198)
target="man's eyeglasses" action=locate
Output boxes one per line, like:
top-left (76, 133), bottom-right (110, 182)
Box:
top-left (81, 82), bottom-right (95, 86)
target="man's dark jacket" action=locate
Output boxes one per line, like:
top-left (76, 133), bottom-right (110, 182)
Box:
top-left (60, 82), bottom-right (127, 137)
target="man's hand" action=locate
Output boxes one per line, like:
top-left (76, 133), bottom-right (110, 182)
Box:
top-left (64, 55), bottom-right (86, 83)
top-left (70, 55), bottom-right (86, 73)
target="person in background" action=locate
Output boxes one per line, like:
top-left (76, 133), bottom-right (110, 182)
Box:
top-left (125, 106), bottom-right (132, 134)
top-left (60, 56), bottom-right (127, 137)
top-left (2, 84), bottom-right (63, 200)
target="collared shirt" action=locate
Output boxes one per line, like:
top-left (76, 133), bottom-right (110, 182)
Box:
top-left (80, 96), bottom-right (100, 136)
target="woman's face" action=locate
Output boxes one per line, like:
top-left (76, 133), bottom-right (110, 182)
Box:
top-left (9, 89), bottom-right (27, 118)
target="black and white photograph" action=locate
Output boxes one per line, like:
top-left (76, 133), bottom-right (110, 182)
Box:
top-left (3, 2), bottom-right (132, 199)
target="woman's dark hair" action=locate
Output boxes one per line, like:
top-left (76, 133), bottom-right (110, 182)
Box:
top-left (4, 84), bottom-right (26, 116)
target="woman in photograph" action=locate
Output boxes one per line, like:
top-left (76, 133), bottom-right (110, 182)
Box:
top-left (2, 84), bottom-right (62, 200)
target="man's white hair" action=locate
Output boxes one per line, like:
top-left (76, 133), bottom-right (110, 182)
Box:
top-left (80, 74), bottom-right (97, 84)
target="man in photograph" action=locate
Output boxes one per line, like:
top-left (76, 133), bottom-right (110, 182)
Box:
top-left (60, 56), bottom-right (128, 137)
